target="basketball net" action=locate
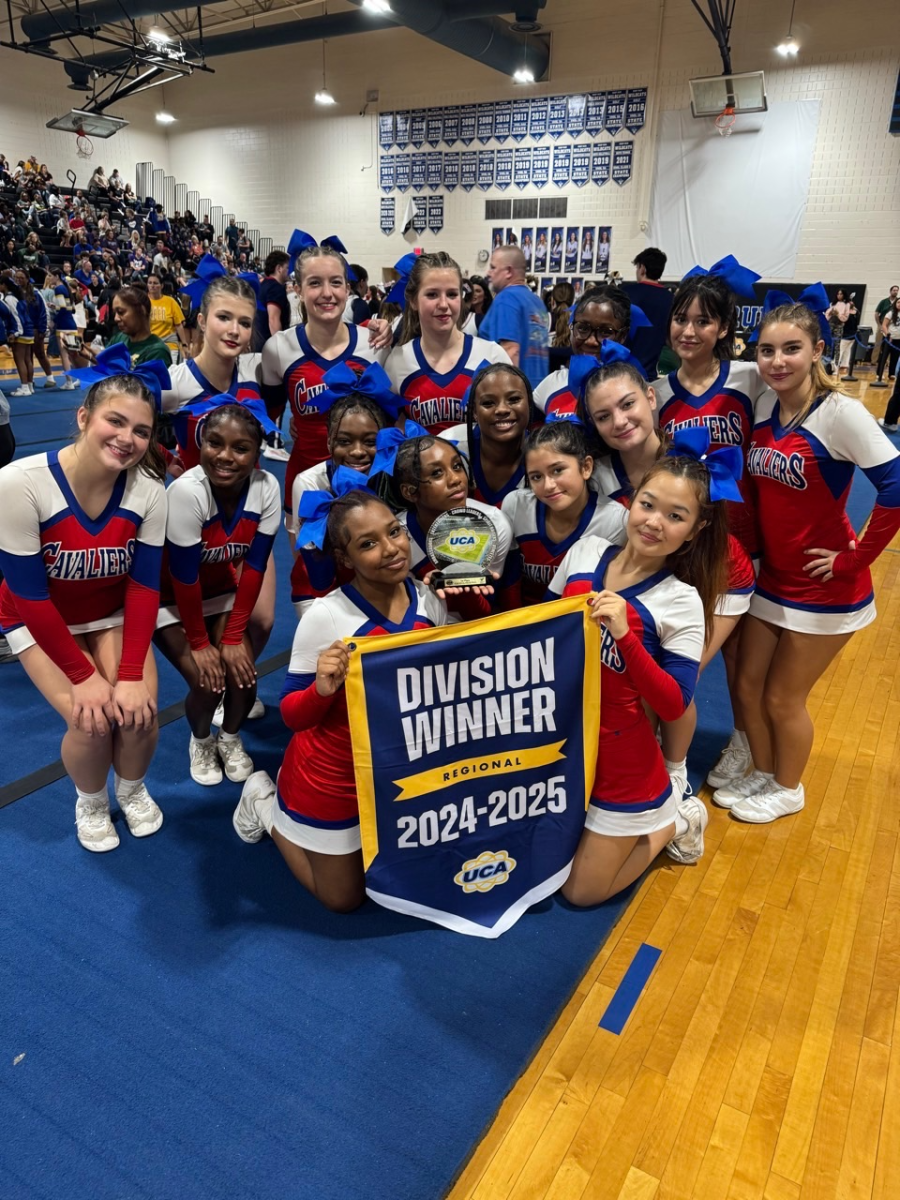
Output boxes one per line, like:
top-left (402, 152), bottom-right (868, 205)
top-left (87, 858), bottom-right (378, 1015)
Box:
top-left (714, 104), bottom-right (736, 137)
top-left (75, 128), bottom-right (94, 159)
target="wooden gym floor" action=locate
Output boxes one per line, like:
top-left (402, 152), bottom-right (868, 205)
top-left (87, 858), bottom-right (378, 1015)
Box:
top-left (449, 375), bottom-right (900, 1200)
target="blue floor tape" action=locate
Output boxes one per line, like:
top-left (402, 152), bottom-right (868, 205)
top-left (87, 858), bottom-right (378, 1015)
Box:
top-left (599, 943), bottom-right (662, 1034)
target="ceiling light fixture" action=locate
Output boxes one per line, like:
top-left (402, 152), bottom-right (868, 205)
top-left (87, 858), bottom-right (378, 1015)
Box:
top-left (156, 111), bottom-right (177, 123)
top-left (776, 0), bottom-right (800, 55)
top-left (513, 67), bottom-right (535, 83)
top-left (362, 0), bottom-right (392, 13)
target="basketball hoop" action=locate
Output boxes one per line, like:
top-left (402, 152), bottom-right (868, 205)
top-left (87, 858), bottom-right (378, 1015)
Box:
top-left (714, 105), bottom-right (736, 136)
top-left (75, 129), bottom-right (94, 159)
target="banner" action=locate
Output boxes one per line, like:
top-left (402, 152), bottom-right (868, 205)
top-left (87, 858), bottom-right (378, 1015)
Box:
top-left (379, 155), bottom-right (395, 193)
top-left (346, 597), bottom-right (601, 938)
top-left (529, 96), bottom-right (549, 140)
top-left (571, 143), bottom-right (591, 187)
top-left (625, 87), bottom-right (648, 135)
top-left (410, 110), bottom-right (427, 148)
top-left (564, 227), bottom-right (580, 273)
top-left (427, 195), bottom-right (444, 234)
top-left (549, 227), bottom-right (563, 273)
top-left (605, 89), bottom-right (627, 136)
top-left (548, 95), bottom-right (568, 139)
top-left (460, 151), bottom-right (478, 192)
top-left (477, 149), bottom-right (495, 191)
top-left (552, 143), bottom-right (572, 188)
top-left (531, 144), bottom-right (550, 188)
top-left (521, 227), bottom-right (535, 271)
top-left (494, 100), bottom-right (512, 143)
top-left (514, 146), bottom-right (532, 190)
top-left (395, 111), bottom-right (410, 149)
top-left (512, 98), bottom-right (531, 142)
top-left (460, 105), bottom-right (477, 145)
top-left (426, 108), bottom-right (444, 147)
top-left (579, 227), bottom-right (595, 273)
top-left (591, 141), bottom-right (611, 186)
top-left (585, 92), bottom-right (606, 137)
top-left (495, 147), bottom-right (514, 191)
top-left (476, 103), bottom-right (495, 144)
top-left (426, 152), bottom-right (443, 191)
top-left (411, 152), bottom-right (427, 192)
top-left (412, 197), bottom-right (428, 234)
top-left (567, 93), bottom-right (586, 136)
top-left (395, 154), bottom-right (411, 192)
top-left (534, 226), bottom-right (549, 271)
top-left (379, 112), bottom-right (395, 151)
top-left (380, 197), bottom-right (395, 235)
top-left (443, 151), bottom-right (460, 191)
top-left (442, 106), bottom-right (461, 146)
top-left (612, 141), bottom-right (634, 185)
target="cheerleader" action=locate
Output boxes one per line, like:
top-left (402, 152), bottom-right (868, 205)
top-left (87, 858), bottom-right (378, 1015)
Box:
top-left (0, 275), bottom-right (36, 396)
top-left (718, 302), bottom-right (900, 821)
top-left (154, 401), bottom-right (280, 787)
top-left (548, 441), bottom-right (735, 904)
top-left (385, 251), bottom-right (510, 435)
top-left (499, 417), bottom-right (628, 608)
top-left (231, 490), bottom-right (490, 912)
top-left (0, 346), bottom-right (169, 852)
top-left (444, 363), bottom-right (535, 508)
top-left (261, 231), bottom-right (382, 498)
top-left (46, 269), bottom-right (80, 390)
top-left (17, 270), bottom-right (59, 390)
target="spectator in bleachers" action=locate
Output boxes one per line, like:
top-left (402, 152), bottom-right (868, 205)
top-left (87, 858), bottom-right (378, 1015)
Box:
top-left (152, 240), bottom-right (171, 274)
top-left (225, 218), bottom-right (239, 254)
top-left (236, 229), bottom-right (252, 259)
top-left (2, 238), bottom-right (18, 270)
top-left (123, 181), bottom-right (137, 206)
top-left (109, 168), bottom-right (124, 196)
top-left (147, 272), bottom-right (189, 357)
top-left (88, 165), bottom-right (110, 199)
top-left (195, 214), bottom-right (214, 245)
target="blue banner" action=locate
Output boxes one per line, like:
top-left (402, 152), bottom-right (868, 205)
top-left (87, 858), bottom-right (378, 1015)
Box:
top-left (443, 152), bottom-right (460, 191)
top-left (379, 112), bottom-right (394, 151)
top-left (565, 227), bottom-right (579, 273)
top-left (495, 148), bottom-right (513, 191)
top-left (567, 93), bottom-right (586, 136)
top-left (549, 227), bottom-right (563, 273)
top-left (380, 196), bottom-right (395, 235)
top-left (427, 195), bottom-right (444, 234)
top-left (412, 197), bottom-right (427, 234)
top-left (379, 155), bottom-right (395, 193)
top-left (476, 103), bottom-right (495, 144)
top-left (591, 141), bottom-right (611, 186)
top-left (346, 598), bottom-right (601, 938)
top-left (410, 110), bottom-right (427, 148)
top-left (625, 87), bottom-right (648, 135)
top-left (531, 144), bottom-right (550, 188)
top-left (395, 154), bottom-right (411, 193)
top-left (612, 141), bottom-right (634, 185)
top-left (442, 106), bottom-right (461, 146)
top-left (459, 105), bottom-right (477, 145)
top-left (511, 98), bottom-right (531, 142)
top-left (552, 143), bottom-right (571, 188)
top-left (493, 100), bottom-right (512, 143)
top-left (548, 95), bottom-right (568, 139)
top-left (514, 146), bottom-right (532, 190)
top-left (395, 111), bottom-right (410, 149)
top-left (529, 96), bottom-right (549, 140)
top-left (426, 152), bottom-right (443, 191)
top-left (426, 108), bottom-right (444, 148)
top-left (477, 149), bottom-right (495, 191)
top-left (604, 89), bottom-right (626, 136)
top-left (571, 143), bottom-right (591, 188)
top-left (460, 151), bottom-right (478, 192)
top-left (585, 92), bottom-right (606, 137)
top-left (411, 152), bottom-right (427, 192)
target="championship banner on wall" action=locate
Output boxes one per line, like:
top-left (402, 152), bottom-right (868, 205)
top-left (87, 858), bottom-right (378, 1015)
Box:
top-left (427, 194), bottom-right (444, 234)
top-left (426, 108), bottom-right (444, 147)
top-left (529, 96), bottom-right (549, 140)
top-left (591, 141), bottom-right (611, 186)
top-left (460, 105), bottom-right (477, 145)
top-left (477, 150), bottom-right (495, 191)
top-left (443, 152), bottom-right (460, 191)
top-left (585, 93), bottom-right (606, 137)
top-left (395, 111), bottom-right (410, 148)
top-left (443, 105), bottom-right (461, 146)
top-left (612, 141), bottom-right (634, 185)
top-left (552, 143), bottom-right (572, 188)
top-left (495, 147), bottom-right (514, 190)
top-left (379, 156), bottom-right (395, 193)
top-left (571, 143), bottom-right (591, 187)
top-left (379, 112), bottom-right (394, 150)
top-left (514, 146), bottom-right (532, 190)
top-left (411, 152), bottom-right (427, 192)
top-left (461, 151), bottom-right (478, 191)
top-left (426, 152), bottom-right (443, 191)
top-left (380, 197), bottom-right (395, 235)
top-left (605, 90), bottom-right (627, 136)
top-left (625, 87), bottom-right (648, 135)
top-left (477, 102), bottom-right (495, 144)
top-left (493, 99), bottom-right (512, 143)
top-left (548, 95), bottom-right (568, 138)
top-left (395, 154), bottom-right (411, 192)
top-left (410, 110), bottom-right (427, 148)
top-left (532, 145), bottom-right (550, 188)
top-left (512, 98), bottom-right (531, 141)
top-left (346, 598), bottom-right (601, 938)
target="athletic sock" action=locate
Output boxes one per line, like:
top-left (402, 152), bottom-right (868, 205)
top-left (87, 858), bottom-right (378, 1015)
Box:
top-left (75, 784), bottom-right (110, 806)
top-left (114, 774), bottom-right (145, 799)
top-left (665, 757), bottom-right (687, 776)
top-left (731, 729), bottom-right (749, 750)
top-left (192, 733), bottom-right (215, 746)
top-left (217, 729), bottom-right (239, 743)
top-left (673, 811), bottom-right (689, 838)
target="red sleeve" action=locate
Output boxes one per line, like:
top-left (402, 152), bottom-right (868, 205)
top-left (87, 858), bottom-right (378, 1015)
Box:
top-left (832, 504), bottom-right (900, 576)
top-left (220, 563), bottom-right (265, 646)
top-left (118, 578), bottom-right (160, 680)
top-left (615, 630), bottom-right (688, 722)
top-left (496, 579), bottom-right (522, 611)
top-left (280, 682), bottom-right (339, 732)
top-left (170, 576), bottom-right (211, 651)
top-left (446, 592), bottom-right (493, 622)
top-left (11, 595), bottom-right (95, 684)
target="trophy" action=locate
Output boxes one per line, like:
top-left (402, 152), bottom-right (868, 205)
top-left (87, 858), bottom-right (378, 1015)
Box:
top-left (426, 507), bottom-right (499, 589)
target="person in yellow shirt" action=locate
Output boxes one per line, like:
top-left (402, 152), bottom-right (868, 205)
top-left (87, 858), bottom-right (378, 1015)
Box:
top-left (147, 272), bottom-right (190, 358)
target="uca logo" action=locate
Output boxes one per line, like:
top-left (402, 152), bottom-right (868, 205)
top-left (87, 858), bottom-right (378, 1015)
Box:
top-left (454, 849), bottom-right (517, 893)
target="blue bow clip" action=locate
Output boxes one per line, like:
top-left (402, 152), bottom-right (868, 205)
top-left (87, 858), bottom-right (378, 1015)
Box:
top-left (747, 283), bottom-right (833, 348)
top-left (629, 302), bottom-right (652, 334)
top-left (682, 254), bottom-right (761, 300)
top-left (287, 228), bottom-right (353, 278)
top-left (545, 411), bottom-right (584, 426)
top-left (182, 253), bottom-right (226, 306)
top-left (309, 361), bottom-right (404, 420)
top-left (569, 344), bottom-right (648, 401)
top-left (385, 251), bottom-right (420, 307)
top-left (297, 466), bottom-right (373, 548)
top-left (666, 425), bottom-right (743, 503)
top-left (368, 419), bottom-right (431, 478)
top-left (85, 344), bottom-right (171, 412)
top-left (458, 358), bottom-right (494, 416)
top-left (177, 392), bottom-right (279, 437)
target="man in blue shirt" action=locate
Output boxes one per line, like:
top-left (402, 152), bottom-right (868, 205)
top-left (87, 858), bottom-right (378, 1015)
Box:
top-left (481, 246), bottom-right (548, 388)
top-left (621, 246), bottom-right (673, 381)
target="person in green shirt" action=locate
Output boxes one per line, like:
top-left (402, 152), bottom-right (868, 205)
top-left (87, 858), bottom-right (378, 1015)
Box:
top-left (92, 285), bottom-right (172, 367)
top-left (874, 284), bottom-right (899, 376)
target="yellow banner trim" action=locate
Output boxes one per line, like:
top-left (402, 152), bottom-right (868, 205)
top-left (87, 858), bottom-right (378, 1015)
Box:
top-left (392, 741), bottom-right (566, 802)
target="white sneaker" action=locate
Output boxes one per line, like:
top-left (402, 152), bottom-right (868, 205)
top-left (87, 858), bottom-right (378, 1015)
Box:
top-left (263, 445), bottom-right (290, 462)
top-left (42, 376), bottom-right (57, 388)
top-left (665, 795), bottom-right (708, 864)
top-left (10, 385), bottom-right (32, 397)
top-left (75, 796), bottom-right (119, 853)
top-left (713, 769), bottom-right (772, 810)
top-left (732, 781), bottom-right (805, 824)
top-left (190, 735), bottom-right (223, 786)
top-left (707, 742), bottom-right (753, 789)
top-left (216, 733), bottom-right (254, 782)
top-left (247, 697), bottom-right (265, 720)
top-left (61, 377), bottom-right (79, 390)
top-left (116, 784), bottom-right (163, 837)
top-left (0, 635), bottom-right (18, 664)
top-left (233, 769), bottom-right (276, 843)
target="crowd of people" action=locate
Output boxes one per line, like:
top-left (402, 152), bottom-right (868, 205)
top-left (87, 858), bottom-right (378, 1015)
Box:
top-left (1, 159), bottom-right (899, 918)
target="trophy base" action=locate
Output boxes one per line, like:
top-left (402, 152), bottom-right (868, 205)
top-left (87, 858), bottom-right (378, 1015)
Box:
top-left (431, 568), bottom-right (489, 589)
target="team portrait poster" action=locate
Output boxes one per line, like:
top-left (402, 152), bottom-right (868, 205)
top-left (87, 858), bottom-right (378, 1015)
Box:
top-left (345, 598), bottom-right (601, 938)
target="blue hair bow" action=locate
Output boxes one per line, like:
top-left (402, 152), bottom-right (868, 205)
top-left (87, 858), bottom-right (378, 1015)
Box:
top-left (87, 344), bottom-right (171, 412)
top-left (182, 253), bottom-right (226, 306)
top-left (747, 283), bottom-right (832, 348)
top-left (287, 228), bottom-right (352, 278)
top-left (369, 419), bottom-right (431, 478)
top-left (386, 252), bottom-right (420, 307)
top-left (459, 358), bottom-right (495, 415)
top-left (569, 344), bottom-right (647, 401)
top-left (297, 466), bottom-right (373, 549)
top-left (175, 392), bottom-right (279, 436)
top-left (629, 303), bottom-right (652, 335)
top-left (682, 254), bottom-right (761, 300)
top-left (545, 411), bottom-right (584, 426)
top-left (309, 361), bottom-right (404, 419)
top-left (666, 425), bottom-right (743, 503)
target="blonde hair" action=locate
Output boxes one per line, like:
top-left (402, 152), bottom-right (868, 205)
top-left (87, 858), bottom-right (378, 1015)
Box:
top-left (757, 302), bottom-right (841, 429)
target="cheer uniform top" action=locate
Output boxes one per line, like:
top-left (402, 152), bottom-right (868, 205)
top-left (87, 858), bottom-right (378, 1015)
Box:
top-left (655, 361), bottom-right (767, 553)
top-left (3, 294), bottom-right (32, 341)
top-left (276, 580), bottom-right (450, 849)
top-left (399, 499), bottom-right (513, 583)
top-left (161, 355), bottom-right (263, 470)
top-left (0, 452), bottom-right (165, 682)
top-left (747, 391), bottom-right (900, 634)
top-left (591, 452), bottom-right (756, 618)
top-left (159, 465), bottom-right (280, 648)
top-left (443, 425), bottom-right (528, 509)
top-left (549, 537), bottom-right (703, 829)
top-left (261, 324), bottom-right (381, 494)
top-left (499, 488), bottom-right (628, 607)
top-left (52, 284), bottom-right (77, 332)
top-left (25, 292), bottom-right (49, 337)
top-left (287, 460), bottom-right (353, 617)
top-left (385, 335), bottom-right (511, 435)
top-left (534, 365), bottom-right (583, 418)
